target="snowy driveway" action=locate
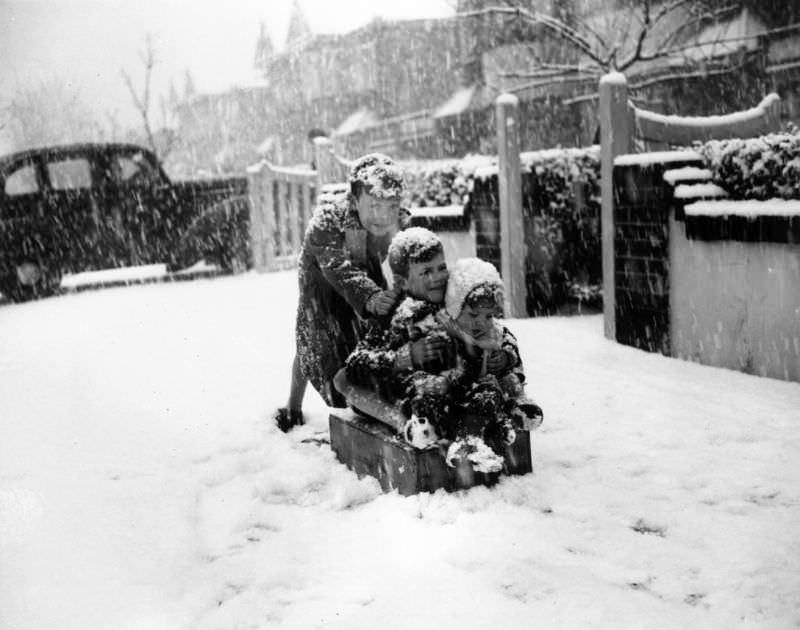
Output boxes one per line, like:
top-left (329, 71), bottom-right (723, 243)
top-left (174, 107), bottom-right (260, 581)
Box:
top-left (1, 271), bottom-right (799, 629)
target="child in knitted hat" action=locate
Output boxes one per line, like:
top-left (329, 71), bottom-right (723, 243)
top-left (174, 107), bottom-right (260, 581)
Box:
top-left (433, 257), bottom-right (543, 472)
top-left (346, 250), bottom-right (542, 474)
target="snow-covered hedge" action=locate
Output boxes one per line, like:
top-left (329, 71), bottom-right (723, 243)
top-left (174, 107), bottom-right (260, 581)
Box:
top-left (397, 156), bottom-right (495, 207)
top-left (397, 148), bottom-right (602, 313)
top-left (698, 128), bottom-right (800, 200)
top-left (520, 146), bottom-right (602, 313)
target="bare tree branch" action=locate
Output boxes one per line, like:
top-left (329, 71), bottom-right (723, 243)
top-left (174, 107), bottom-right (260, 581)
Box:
top-left (628, 54), bottom-right (749, 90)
top-left (121, 34), bottom-right (161, 158)
top-left (656, 4), bottom-right (739, 51)
top-left (498, 63), bottom-right (602, 80)
top-left (617, 0), bottom-right (652, 72)
top-left (458, 6), bottom-right (606, 67)
top-left (463, 1), bottom-right (757, 81)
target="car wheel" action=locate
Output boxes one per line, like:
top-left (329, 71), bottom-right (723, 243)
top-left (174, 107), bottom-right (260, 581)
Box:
top-left (175, 198), bottom-right (251, 272)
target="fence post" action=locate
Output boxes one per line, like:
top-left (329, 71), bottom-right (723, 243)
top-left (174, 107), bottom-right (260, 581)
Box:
top-left (289, 184), bottom-right (302, 255)
top-left (246, 161), bottom-right (276, 272)
top-left (277, 181), bottom-right (288, 257)
top-left (262, 165), bottom-right (275, 269)
top-left (599, 72), bottom-right (632, 341)
top-left (496, 93), bottom-right (526, 318)
top-left (314, 136), bottom-right (339, 188)
top-left (246, 161), bottom-right (264, 271)
top-left (302, 180), bottom-right (313, 228)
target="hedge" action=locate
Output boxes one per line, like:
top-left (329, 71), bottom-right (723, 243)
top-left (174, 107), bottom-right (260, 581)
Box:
top-left (398, 148), bottom-right (602, 315)
top-left (519, 147), bottom-right (602, 314)
top-left (397, 156), bottom-right (494, 208)
top-left (698, 127), bottom-right (800, 200)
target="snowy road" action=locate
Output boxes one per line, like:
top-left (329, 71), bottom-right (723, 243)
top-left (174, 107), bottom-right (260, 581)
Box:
top-left (1, 271), bottom-right (799, 629)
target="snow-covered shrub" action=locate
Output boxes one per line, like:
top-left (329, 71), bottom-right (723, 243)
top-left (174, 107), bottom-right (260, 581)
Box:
top-left (397, 148), bottom-right (601, 315)
top-left (697, 127), bottom-right (800, 200)
top-left (397, 155), bottom-right (495, 208)
top-left (520, 147), bottom-right (602, 314)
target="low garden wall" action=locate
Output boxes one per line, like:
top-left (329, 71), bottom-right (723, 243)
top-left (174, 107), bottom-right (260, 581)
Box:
top-left (670, 205), bottom-right (800, 381)
top-left (611, 130), bottom-right (800, 383)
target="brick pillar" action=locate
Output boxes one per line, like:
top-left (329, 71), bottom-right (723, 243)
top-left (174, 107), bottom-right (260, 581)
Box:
top-left (314, 136), bottom-right (337, 188)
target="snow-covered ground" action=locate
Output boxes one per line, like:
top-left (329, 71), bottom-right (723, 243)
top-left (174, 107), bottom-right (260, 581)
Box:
top-left (1, 271), bottom-right (798, 630)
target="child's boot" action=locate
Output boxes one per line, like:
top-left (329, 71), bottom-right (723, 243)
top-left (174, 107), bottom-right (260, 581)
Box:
top-left (274, 407), bottom-right (305, 432)
top-left (509, 398), bottom-right (544, 430)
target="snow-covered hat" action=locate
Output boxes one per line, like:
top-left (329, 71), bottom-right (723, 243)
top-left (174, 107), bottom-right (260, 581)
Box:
top-left (387, 227), bottom-right (443, 276)
top-left (445, 257), bottom-right (504, 319)
top-left (349, 153), bottom-right (405, 199)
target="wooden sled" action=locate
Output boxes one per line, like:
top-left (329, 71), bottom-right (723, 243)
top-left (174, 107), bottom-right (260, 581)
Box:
top-left (330, 369), bottom-right (532, 496)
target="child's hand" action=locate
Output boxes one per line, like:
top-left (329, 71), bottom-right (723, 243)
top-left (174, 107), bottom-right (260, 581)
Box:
top-left (410, 336), bottom-right (450, 370)
top-left (366, 288), bottom-right (401, 316)
top-left (485, 349), bottom-right (511, 374)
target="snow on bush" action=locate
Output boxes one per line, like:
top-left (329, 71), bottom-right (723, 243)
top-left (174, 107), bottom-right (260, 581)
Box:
top-left (520, 147), bottom-right (602, 313)
top-left (397, 155), bottom-right (496, 208)
top-left (697, 127), bottom-right (800, 200)
top-left (396, 148), bottom-right (601, 314)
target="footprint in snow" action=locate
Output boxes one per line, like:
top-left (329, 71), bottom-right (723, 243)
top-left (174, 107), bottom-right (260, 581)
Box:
top-left (631, 518), bottom-right (667, 537)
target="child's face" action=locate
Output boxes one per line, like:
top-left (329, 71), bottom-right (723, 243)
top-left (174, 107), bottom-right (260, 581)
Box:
top-left (404, 252), bottom-right (448, 304)
top-left (455, 300), bottom-right (497, 340)
top-left (356, 190), bottom-right (401, 236)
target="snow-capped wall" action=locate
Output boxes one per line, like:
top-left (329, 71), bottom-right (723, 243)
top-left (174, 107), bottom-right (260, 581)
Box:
top-left (611, 146), bottom-right (800, 382)
top-left (669, 213), bottom-right (800, 382)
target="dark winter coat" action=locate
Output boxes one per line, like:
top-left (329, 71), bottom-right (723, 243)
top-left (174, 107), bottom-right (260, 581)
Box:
top-left (346, 296), bottom-right (526, 409)
top-left (295, 191), bottom-right (409, 407)
top-left (345, 296), bottom-right (447, 399)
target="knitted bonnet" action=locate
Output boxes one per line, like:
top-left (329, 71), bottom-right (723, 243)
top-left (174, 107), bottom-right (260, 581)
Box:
top-left (445, 257), bottom-right (504, 319)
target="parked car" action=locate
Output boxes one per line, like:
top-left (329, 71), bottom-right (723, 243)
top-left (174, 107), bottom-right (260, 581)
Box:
top-left (0, 142), bottom-right (250, 301)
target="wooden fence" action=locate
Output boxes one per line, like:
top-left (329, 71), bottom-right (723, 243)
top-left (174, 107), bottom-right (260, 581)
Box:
top-left (246, 136), bottom-right (475, 274)
top-left (598, 71), bottom-right (782, 340)
top-left (247, 137), bottom-right (350, 271)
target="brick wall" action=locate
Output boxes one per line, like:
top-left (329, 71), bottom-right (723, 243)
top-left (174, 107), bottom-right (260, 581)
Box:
top-left (611, 157), bottom-right (702, 355)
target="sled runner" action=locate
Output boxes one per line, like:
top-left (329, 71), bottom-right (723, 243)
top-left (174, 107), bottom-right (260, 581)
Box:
top-left (330, 369), bottom-right (532, 496)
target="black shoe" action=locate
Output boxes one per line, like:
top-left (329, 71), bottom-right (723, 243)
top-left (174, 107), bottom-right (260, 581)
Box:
top-left (275, 407), bottom-right (304, 432)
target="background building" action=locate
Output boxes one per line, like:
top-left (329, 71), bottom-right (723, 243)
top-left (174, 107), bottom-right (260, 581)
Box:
top-left (170, 0), bottom-right (800, 174)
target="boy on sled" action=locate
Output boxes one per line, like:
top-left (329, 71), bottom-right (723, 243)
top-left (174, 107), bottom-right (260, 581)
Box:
top-left (343, 228), bottom-right (543, 474)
